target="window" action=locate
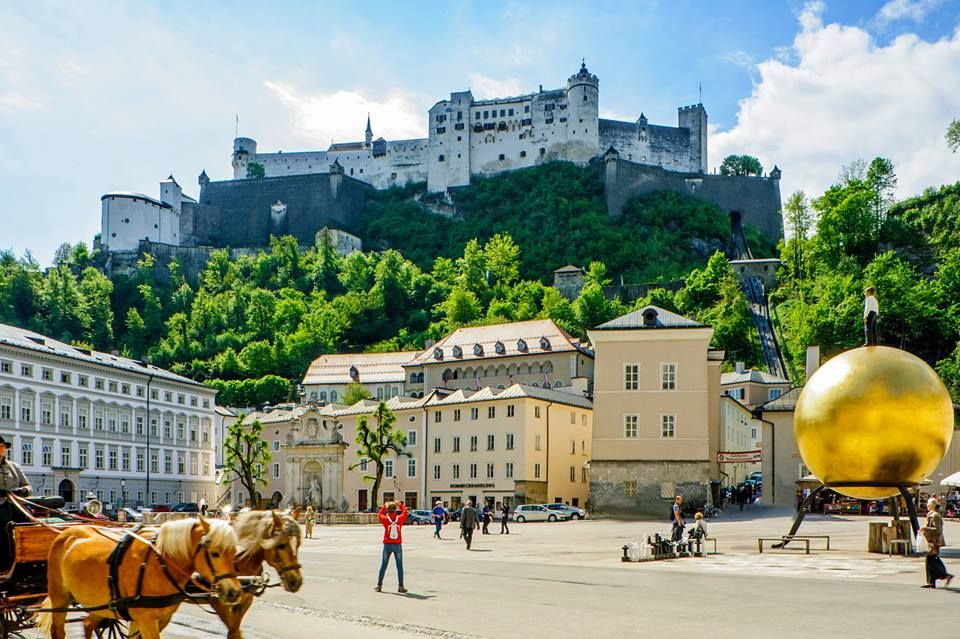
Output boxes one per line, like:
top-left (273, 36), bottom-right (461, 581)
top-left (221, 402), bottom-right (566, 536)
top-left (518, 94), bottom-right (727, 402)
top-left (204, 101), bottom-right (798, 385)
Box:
top-left (273, 463), bottom-right (280, 479)
top-left (453, 409), bottom-right (461, 422)
top-left (177, 394), bottom-right (185, 405)
top-left (121, 384), bottom-right (130, 395)
top-left (21, 442), bottom-right (32, 465)
top-left (751, 427), bottom-right (758, 440)
top-left (507, 404), bottom-right (515, 417)
top-left (360, 459), bottom-right (368, 472)
top-left (433, 464), bottom-right (441, 480)
top-left (108, 381), bottom-right (117, 393)
top-left (272, 440), bottom-right (280, 451)
top-left (0, 398), bottom-right (10, 420)
top-left (407, 458), bottom-right (416, 478)
top-left (107, 415), bottom-right (115, 432)
top-left (136, 386), bottom-right (145, 398)
top-left (726, 388), bottom-right (745, 401)
top-left (94, 378), bottom-right (104, 390)
top-left (469, 463), bottom-right (477, 479)
top-left (570, 411), bottom-right (576, 424)
top-left (150, 452), bottom-right (159, 473)
top-left (60, 407), bottom-right (71, 427)
top-left (487, 463), bottom-right (495, 479)
top-left (164, 392), bottom-right (172, 402)
top-left (109, 449), bottom-right (118, 470)
top-left (535, 434), bottom-right (542, 451)
top-left (164, 453), bottom-right (172, 474)
top-left (487, 434), bottom-right (495, 451)
top-left (470, 407), bottom-right (479, 420)
top-left (42, 444), bottom-right (52, 466)
top-left (582, 414), bottom-right (587, 426)
top-left (769, 388), bottom-right (783, 400)
top-left (178, 454), bottom-right (185, 474)
top-left (60, 372), bottom-right (70, 384)
top-left (121, 416), bottom-right (129, 434)
top-left (150, 389), bottom-right (158, 400)
top-left (623, 481), bottom-right (638, 496)
top-left (488, 406), bottom-right (495, 419)
top-left (433, 437), bottom-right (441, 454)
top-left (190, 396), bottom-right (197, 407)
top-left (121, 449), bottom-right (130, 471)
top-left (384, 459), bottom-right (394, 478)
top-left (78, 375), bottom-right (88, 387)
top-left (470, 435), bottom-right (478, 452)
top-left (177, 421), bottom-right (185, 440)
top-left (136, 451), bottom-right (144, 473)
top-left (661, 414), bottom-right (676, 438)
top-left (570, 439), bottom-right (576, 454)
top-left (135, 416), bottom-right (144, 436)
top-left (434, 410), bottom-right (441, 423)
top-left (202, 398), bottom-right (210, 408)
top-left (506, 433), bottom-right (515, 450)
top-left (437, 154), bottom-right (445, 162)
top-left (452, 464), bottom-right (460, 479)
top-left (41, 368), bottom-right (53, 381)
top-left (453, 436), bottom-right (461, 453)
top-left (624, 364), bottom-right (639, 390)
top-left (0, 360), bottom-right (9, 374)
top-left (407, 430), bottom-right (417, 447)
top-left (41, 402), bottom-right (52, 425)
top-left (534, 463), bottom-right (541, 479)
top-left (79, 446), bottom-right (88, 469)
top-left (660, 363), bottom-right (677, 390)
top-left (570, 466), bottom-right (576, 482)
top-left (624, 415), bottom-right (639, 438)
top-left (95, 448), bottom-right (104, 470)
top-left (78, 412), bottom-right (87, 430)
top-left (535, 406), bottom-right (541, 419)
top-left (21, 399), bottom-right (33, 423)
top-left (582, 468), bottom-right (588, 483)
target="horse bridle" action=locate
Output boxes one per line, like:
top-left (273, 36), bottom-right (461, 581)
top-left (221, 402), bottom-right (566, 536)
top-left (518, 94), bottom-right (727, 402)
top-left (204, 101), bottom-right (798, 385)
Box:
top-left (191, 534), bottom-right (239, 589)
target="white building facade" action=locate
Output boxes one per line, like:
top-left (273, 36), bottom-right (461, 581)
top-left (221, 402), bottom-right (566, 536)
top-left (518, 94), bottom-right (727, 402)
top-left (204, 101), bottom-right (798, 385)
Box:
top-left (100, 175), bottom-right (192, 252)
top-left (0, 323), bottom-right (218, 510)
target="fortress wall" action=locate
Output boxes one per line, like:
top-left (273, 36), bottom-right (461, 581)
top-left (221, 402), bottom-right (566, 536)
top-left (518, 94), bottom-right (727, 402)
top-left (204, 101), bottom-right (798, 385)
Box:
top-left (603, 158), bottom-right (783, 243)
top-left (190, 173), bottom-right (369, 248)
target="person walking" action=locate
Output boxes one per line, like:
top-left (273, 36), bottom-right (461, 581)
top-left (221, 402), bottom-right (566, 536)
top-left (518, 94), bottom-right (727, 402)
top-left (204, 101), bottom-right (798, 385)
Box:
top-left (863, 286), bottom-right (880, 346)
top-left (921, 498), bottom-right (954, 589)
top-left (376, 500), bottom-right (408, 593)
top-left (460, 500), bottom-right (480, 550)
top-left (431, 500), bottom-right (445, 539)
top-left (670, 495), bottom-right (685, 543)
top-left (500, 500), bottom-right (510, 534)
top-left (481, 502), bottom-right (492, 534)
top-left (0, 435), bottom-right (31, 571)
top-left (199, 497), bottom-right (208, 517)
top-left (737, 485), bottom-right (746, 512)
top-left (304, 505), bottom-right (315, 539)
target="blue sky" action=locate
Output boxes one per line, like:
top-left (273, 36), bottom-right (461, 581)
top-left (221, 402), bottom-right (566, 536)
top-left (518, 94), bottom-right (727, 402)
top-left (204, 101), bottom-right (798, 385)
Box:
top-left (1, 0), bottom-right (959, 265)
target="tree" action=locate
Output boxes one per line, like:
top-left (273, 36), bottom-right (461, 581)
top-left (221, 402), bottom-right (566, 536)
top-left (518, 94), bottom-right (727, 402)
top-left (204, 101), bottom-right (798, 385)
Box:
top-left (947, 119), bottom-right (960, 153)
top-left (440, 287), bottom-right (482, 327)
top-left (782, 191), bottom-right (813, 281)
top-left (246, 161), bottom-right (266, 179)
top-left (483, 233), bottom-right (520, 288)
top-left (866, 157), bottom-right (897, 243)
top-left (351, 402), bottom-right (408, 510)
top-left (719, 155), bottom-right (763, 177)
top-left (223, 416), bottom-right (272, 508)
top-left (343, 382), bottom-right (372, 405)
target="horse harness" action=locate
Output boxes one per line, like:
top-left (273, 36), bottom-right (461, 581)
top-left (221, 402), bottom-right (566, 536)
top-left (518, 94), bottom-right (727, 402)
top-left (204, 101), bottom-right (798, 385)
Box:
top-left (105, 525), bottom-right (237, 620)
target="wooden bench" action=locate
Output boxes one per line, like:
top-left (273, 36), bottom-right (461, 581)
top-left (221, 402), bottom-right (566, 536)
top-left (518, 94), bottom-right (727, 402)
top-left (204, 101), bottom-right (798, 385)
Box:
top-left (758, 537), bottom-right (810, 554)
top-left (689, 536), bottom-right (718, 556)
top-left (12, 523), bottom-right (63, 563)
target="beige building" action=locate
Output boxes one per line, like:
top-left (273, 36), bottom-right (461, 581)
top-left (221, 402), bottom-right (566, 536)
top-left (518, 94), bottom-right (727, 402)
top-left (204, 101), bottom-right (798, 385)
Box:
top-left (587, 306), bottom-right (724, 516)
top-left (403, 319), bottom-right (594, 397)
top-left (756, 387), bottom-right (803, 509)
top-left (720, 364), bottom-right (790, 408)
top-left (301, 351), bottom-right (420, 403)
top-left (239, 384), bottom-right (592, 511)
top-left (719, 395), bottom-right (761, 485)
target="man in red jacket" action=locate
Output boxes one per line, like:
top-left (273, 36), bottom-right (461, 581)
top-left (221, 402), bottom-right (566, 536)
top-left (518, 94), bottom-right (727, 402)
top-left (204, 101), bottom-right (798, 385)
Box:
top-left (376, 500), bottom-right (408, 593)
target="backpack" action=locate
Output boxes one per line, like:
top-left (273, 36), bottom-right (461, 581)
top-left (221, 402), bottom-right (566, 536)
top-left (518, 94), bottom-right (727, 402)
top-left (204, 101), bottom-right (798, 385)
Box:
top-left (387, 513), bottom-right (399, 540)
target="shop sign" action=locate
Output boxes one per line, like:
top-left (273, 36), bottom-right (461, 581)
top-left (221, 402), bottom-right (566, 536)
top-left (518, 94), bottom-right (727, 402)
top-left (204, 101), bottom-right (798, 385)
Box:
top-left (717, 450), bottom-right (762, 463)
top-left (450, 483), bottom-right (496, 489)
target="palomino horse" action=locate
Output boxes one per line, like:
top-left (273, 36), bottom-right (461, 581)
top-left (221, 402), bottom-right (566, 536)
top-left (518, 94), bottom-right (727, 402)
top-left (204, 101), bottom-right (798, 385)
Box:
top-left (204, 511), bottom-right (303, 639)
top-left (36, 517), bottom-right (242, 639)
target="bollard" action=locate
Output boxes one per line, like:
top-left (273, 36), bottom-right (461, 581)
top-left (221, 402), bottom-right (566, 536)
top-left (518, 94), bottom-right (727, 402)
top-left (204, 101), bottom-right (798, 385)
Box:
top-left (622, 544), bottom-right (630, 562)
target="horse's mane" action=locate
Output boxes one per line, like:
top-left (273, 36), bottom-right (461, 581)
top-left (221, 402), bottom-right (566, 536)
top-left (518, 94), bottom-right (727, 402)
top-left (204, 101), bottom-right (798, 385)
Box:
top-left (234, 510), bottom-right (300, 555)
top-left (156, 518), bottom-right (238, 561)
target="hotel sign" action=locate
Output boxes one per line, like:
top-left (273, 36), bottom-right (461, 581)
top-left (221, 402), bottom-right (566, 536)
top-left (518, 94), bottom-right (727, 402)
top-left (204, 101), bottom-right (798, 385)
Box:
top-left (717, 450), bottom-right (762, 463)
top-left (450, 483), bottom-right (496, 489)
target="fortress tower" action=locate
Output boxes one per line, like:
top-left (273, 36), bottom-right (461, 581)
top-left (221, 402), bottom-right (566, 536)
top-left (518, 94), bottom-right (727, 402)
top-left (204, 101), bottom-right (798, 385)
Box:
top-left (677, 104), bottom-right (707, 174)
top-left (232, 137), bottom-right (257, 179)
top-left (565, 61), bottom-right (600, 163)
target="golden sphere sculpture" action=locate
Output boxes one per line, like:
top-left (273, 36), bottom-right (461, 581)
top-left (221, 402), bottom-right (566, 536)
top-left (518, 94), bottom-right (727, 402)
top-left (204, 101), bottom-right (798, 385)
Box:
top-left (794, 346), bottom-right (954, 499)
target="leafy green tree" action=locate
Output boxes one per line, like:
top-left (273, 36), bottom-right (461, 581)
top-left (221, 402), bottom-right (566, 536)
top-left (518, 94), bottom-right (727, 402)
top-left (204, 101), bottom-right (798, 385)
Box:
top-left (457, 239), bottom-right (488, 297)
top-left (440, 287), bottom-right (482, 327)
top-left (719, 155), bottom-right (763, 177)
top-left (947, 119), bottom-right (960, 153)
top-left (246, 161), bottom-right (266, 179)
top-left (782, 191), bottom-right (813, 281)
top-left (343, 382), bottom-right (372, 405)
top-left (350, 402), bottom-right (408, 510)
top-left (224, 416), bottom-right (272, 508)
top-left (123, 308), bottom-right (147, 359)
top-left (484, 233), bottom-right (521, 288)
top-left (39, 266), bottom-right (90, 343)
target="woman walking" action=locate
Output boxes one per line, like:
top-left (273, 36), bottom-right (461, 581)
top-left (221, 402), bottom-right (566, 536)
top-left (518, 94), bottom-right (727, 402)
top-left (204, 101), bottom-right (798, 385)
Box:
top-left (921, 497), bottom-right (954, 589)
top-left (304, 505), bottom-right (315, 539)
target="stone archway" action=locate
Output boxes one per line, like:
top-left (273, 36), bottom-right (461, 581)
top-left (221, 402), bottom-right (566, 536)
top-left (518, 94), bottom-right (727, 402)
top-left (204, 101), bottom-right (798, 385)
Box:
top-left (271, 490), bottom-right (283, 507)
top-left (58, 478), bottom-right (75, 504)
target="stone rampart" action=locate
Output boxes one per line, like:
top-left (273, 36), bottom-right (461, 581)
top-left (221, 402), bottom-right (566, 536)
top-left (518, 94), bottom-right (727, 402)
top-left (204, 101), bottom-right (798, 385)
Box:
top-left (589, 459), bottom-right (711, 518)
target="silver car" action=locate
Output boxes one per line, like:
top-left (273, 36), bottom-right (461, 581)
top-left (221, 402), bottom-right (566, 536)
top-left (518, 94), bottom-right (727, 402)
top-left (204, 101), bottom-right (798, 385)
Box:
top-left (543, 503), bottom-right (586, 520)
top-left (513, 504), bottom-right (560, 522)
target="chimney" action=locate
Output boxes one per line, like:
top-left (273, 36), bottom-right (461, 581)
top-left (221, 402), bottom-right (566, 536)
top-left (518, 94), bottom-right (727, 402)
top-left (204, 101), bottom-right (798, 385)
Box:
top-left (806, 345), bottom-right (820, 381)
top-left (735, 361), bottom-right (745, 374)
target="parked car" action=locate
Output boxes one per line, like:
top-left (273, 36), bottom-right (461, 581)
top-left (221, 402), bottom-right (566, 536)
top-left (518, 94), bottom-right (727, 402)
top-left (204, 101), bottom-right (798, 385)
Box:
top-left (120, 507), bottom-right (144, 522)
top-left (513, 504), bottom-right (559, 523)
top-left (407, 510), bottom-right (434, 525)
top-left (149, 504), bottom-right (171, 513)
top-left (171, 502), bottom-right (199, 513)
top-left (543, 503), bottom-right (586, 520)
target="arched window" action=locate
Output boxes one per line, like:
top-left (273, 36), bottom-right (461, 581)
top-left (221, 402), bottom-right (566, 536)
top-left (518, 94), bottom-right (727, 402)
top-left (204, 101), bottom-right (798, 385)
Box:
top-left (319, 391), bottom-right (327, 402)
top-left (554, 380), bottom-right (563, 388)
top-left (411, 373), bottom-right (418, 383)
top-left (330, 391), bottom-right (337, 402)
top-left (495, 341), bottom-right (505, 354)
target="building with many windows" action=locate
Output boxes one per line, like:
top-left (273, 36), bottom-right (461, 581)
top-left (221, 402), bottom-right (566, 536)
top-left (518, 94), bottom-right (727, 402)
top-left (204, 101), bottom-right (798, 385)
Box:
top-left (0, 323), bottom-right (218, 509)
top-left (720, 363), bottom-right (790, 408)
top-left (587, 306), bottom-right (724, 516)
top-left (301, 351), bottom-right (419, 403)
top-left (240, 384), bottom-right (592, 512)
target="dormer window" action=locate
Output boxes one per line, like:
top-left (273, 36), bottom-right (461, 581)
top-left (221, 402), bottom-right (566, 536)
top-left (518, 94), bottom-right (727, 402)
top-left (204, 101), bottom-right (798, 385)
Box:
top-left (452, 345), bottom-right (463, 358)
top-left (349, 365), bottom-right (359, 381)
top-left (473, 344), bottom-right (484, 356)
top-left (434, 348), bottom-right (444, 360)
top-left (494, 341), bottom-right (505, 354)
top-left (517, 339), bottom-right (528, 353)
top-left (539, 337), bottom-right (551, 350)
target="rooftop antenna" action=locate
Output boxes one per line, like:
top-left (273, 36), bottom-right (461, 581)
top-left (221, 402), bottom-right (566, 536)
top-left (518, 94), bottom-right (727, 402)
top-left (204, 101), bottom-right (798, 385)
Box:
top-left (235, 113), bottom-right (239, 138)
top-left (698, 82), bottom-right (702, 104)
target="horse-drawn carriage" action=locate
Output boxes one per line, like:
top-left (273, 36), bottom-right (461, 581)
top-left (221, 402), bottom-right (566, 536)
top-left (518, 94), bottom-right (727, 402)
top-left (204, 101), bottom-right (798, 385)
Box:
top-left (0, 494), bottom-right (302, 639)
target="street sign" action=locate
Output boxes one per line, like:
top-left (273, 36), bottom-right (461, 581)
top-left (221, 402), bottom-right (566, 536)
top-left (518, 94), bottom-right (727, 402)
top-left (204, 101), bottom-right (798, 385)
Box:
top-left (717, 450), bottom-right (762, 463)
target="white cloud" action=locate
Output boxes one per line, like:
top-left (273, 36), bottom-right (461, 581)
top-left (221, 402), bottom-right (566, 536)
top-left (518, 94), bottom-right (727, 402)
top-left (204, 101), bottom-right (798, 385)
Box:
top-left (0, 92), bottom-right (43, 111)
top-left (263, 81), bottom-right (426, 146)
top-left (711, 2), bottom-right (960, 203)
top-left (467, 74), bottom-right (525, 99)
top-left (875, 0), bottom-right (941, 24)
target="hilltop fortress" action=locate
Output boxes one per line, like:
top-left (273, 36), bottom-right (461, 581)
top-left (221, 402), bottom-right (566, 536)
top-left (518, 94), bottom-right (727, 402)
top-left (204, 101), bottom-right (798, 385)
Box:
top-left (99, 62), bottom-right (782, 264)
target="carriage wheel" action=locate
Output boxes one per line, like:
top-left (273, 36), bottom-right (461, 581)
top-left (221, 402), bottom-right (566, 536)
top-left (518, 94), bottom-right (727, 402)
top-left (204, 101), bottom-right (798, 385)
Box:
top-left (93, 618), bottom-right (133, 639)
top-left (1, 604), bottom-right (34, 639)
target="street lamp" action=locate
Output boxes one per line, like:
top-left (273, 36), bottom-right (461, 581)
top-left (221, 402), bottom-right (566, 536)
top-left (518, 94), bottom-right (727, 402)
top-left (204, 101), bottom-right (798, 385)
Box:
top-left (120, 478), bottom-right (126, 508)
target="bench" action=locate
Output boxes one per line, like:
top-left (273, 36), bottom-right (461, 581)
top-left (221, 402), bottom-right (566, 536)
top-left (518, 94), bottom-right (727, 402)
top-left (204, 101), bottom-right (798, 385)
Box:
top-left (888, 539), bottom-right (911, 557)
top-left (688, 536), bottom-right (718, 556)
top-left (759, 537), bottom-right (810, 554)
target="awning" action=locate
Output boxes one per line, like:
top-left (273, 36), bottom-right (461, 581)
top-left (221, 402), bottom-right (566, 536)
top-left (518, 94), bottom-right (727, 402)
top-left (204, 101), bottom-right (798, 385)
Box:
top-left (941, 471), bottom-right (960, 487)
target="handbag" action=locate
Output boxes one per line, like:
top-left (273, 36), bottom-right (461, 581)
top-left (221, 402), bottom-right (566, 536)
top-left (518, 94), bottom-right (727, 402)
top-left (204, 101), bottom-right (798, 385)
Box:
top-left (917, 531), bottom-right (929, 554)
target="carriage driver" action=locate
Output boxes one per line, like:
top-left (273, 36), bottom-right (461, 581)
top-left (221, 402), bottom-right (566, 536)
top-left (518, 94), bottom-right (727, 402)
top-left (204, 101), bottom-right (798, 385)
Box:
top-left (0, 434), bottom-right (31, 570)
